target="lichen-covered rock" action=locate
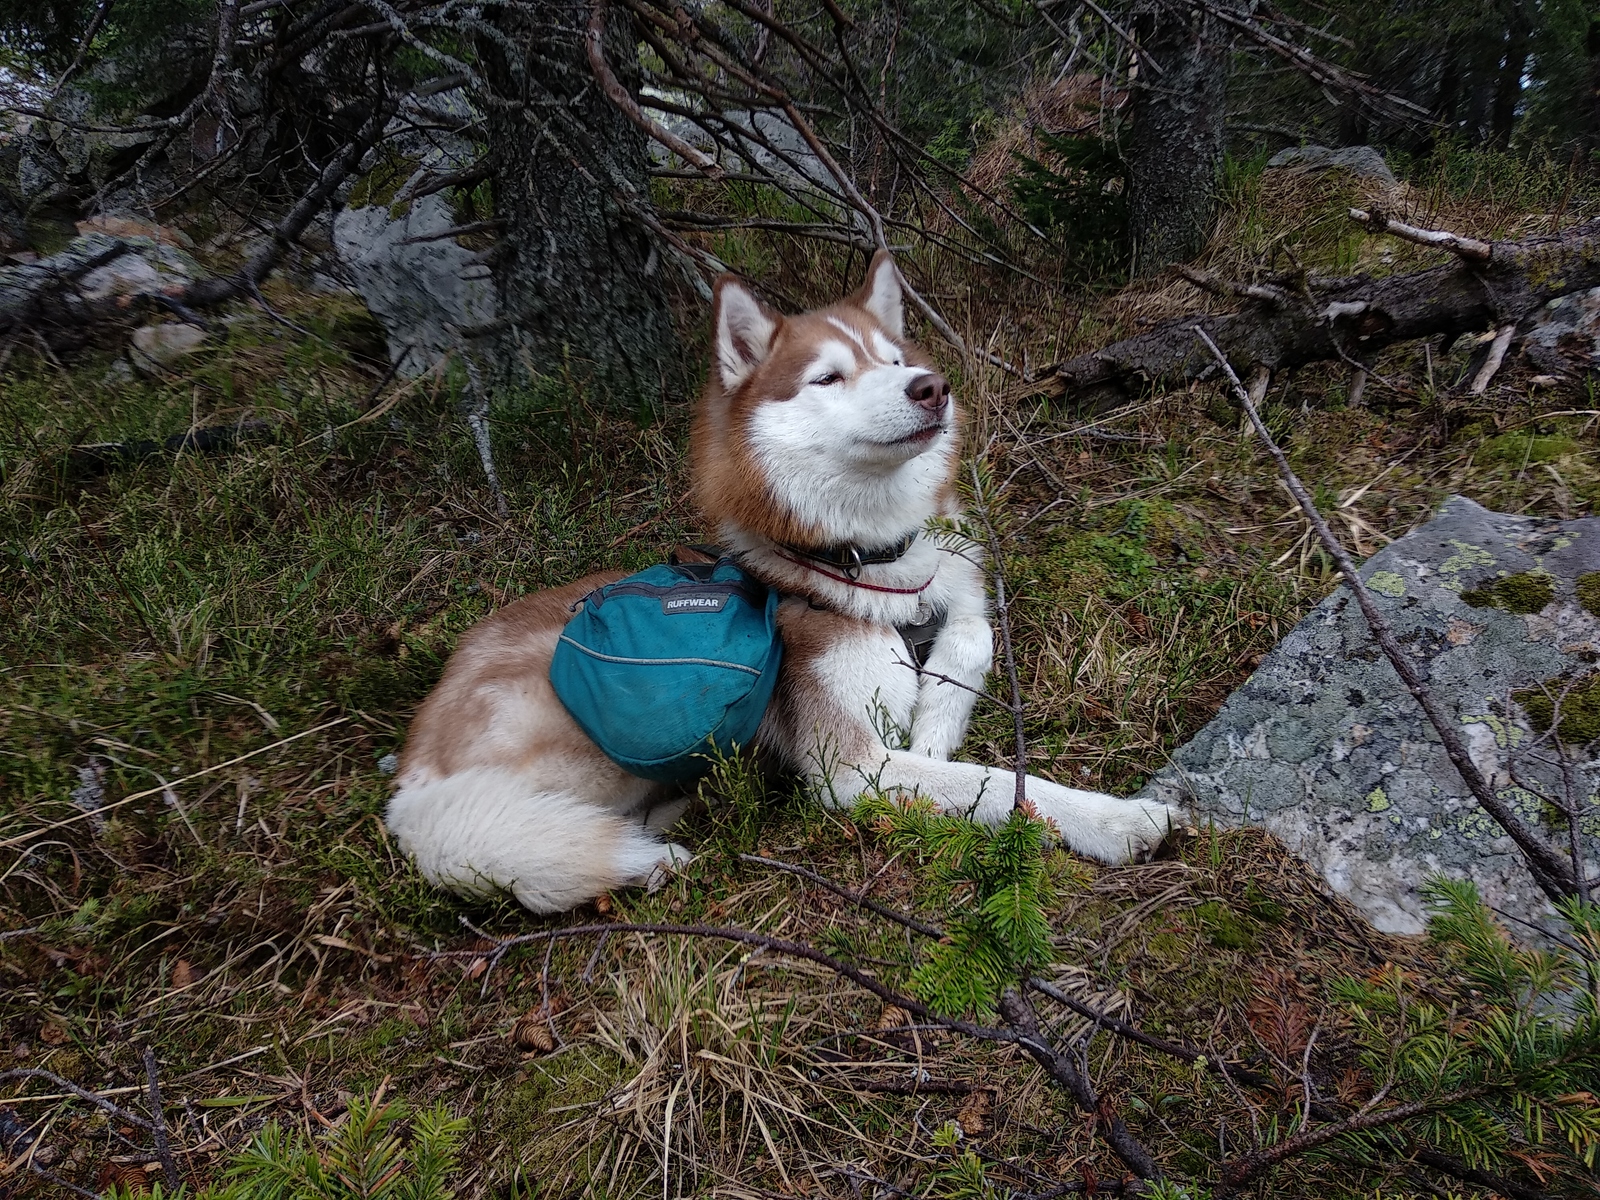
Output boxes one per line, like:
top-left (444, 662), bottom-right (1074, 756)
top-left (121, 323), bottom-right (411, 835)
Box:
top-left (1265, 145), bottom-right (1398, 186)
top-left (1522, 287), bottom-right (1600, 377)
top-left (1139, 496), bottom-right (1599, 937)
top-left (129, 321), bottom-right (207, 373)
top-left (332, 190), bottom-right (496, 377)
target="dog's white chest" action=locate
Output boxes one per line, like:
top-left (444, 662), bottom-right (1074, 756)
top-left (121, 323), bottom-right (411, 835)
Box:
top-left (809, 624), bottom-right (921, 749)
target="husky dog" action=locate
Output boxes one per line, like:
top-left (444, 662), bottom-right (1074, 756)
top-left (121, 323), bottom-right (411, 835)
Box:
top-left (386, 253), bottom-right (1183, 912)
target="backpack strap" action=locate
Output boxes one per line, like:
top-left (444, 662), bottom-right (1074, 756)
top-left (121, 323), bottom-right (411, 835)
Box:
top-left (672, 541), bottom-right (946, 667)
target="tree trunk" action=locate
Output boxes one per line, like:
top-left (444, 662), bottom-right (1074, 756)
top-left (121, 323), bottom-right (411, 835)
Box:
top-left (482, 1), bottom-right (677, 408)
top-left (1585, 17), bottom-right (1600, 165)
top-left (1125, 2), bottom-right (1228, 276)
top-left (1489, 0), bottom-right (1530, 150)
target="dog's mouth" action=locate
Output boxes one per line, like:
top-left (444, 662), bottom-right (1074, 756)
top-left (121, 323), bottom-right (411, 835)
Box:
top-left (877, 422), bottom-right (945, 448)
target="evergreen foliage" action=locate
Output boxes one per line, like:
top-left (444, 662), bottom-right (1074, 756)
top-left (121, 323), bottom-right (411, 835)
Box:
top-left (107, 1093), bottom-right (469, 1200)
top-left (855, 793), bottom-right (1059, 1017)
top-left (1326, 879), bottom-right (1600, 1183)
top-left (1008, 132), bottom-right (1130, 280)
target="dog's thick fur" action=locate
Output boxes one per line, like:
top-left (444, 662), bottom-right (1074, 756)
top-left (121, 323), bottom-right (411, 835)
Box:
top-left (386, 254), bottom-right (1183, 912)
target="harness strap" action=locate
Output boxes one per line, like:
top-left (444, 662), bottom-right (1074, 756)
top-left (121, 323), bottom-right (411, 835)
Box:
top-left (773, 549), bottom-right (936, 595)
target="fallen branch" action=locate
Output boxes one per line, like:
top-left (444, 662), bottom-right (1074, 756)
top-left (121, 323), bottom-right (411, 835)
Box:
top-left (1349, 208), bottom-right (1491, 261)
top-left (1221, 1087), bottom-right (1490, 1189)
top-left (1038, 214), bottom-right (1600, 403)
top-left (66, 419), bottom-right (277, 477)
top-left (182, 96), bottom-right (397, 310)
top-left (1193, 326), bottom-right (1577, 903)
top-left (736, 853), bottom-right (944, 937)
top-left (998, 987), bottom-right (1161, 1182)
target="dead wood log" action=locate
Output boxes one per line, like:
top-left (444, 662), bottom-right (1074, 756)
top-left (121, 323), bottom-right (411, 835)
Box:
top-left (1037, 211), bottom-right (1600, 404)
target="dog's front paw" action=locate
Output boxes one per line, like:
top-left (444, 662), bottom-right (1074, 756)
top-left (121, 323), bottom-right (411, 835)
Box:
top-left (1037, 786), bottom-right (1184, 865)
top-left (1110, 798), bottom-right (1185, 863)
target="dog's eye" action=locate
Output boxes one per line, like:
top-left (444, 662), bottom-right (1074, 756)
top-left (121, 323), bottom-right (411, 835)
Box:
top-left (811, 372), bottom-right (843, 387)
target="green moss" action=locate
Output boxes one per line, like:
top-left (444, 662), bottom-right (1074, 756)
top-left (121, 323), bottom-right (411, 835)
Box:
top-left (1577, 572), bottom-right (1600, 618)
top-left (1461, 571), bottom-right (1555, 614)
top-left (346, 150), bottom-right (423, 214)
top-left (1477, 432), bottom-right (1581, 466)
top-left (1516, 673), bottom-right (1600, 746)
top-left (1194, 900), bottom-right (1255, 951)
top-left (1242, 881), bottom-right (1287, 924)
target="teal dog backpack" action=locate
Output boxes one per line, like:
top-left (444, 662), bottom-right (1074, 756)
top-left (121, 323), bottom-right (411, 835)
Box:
top-left (548, 555), bottom-right (783, 782)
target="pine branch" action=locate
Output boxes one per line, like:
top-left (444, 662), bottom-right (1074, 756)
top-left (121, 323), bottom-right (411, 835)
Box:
top-left (1220, 1087), bottom-right (1492, 1189)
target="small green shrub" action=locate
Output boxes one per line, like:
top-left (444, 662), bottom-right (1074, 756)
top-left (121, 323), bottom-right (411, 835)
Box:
top-left (1325, 879), bottom-right (1600, 1184)
top-left (106, 1092), bottom-right (469, 1199)
top-left (1009, 131), bottom-right (1129, 281)
top-left (856, 793), bottom-right (1060, 1017)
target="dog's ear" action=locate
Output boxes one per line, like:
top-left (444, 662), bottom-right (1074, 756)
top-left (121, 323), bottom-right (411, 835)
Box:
top-left (853, 249), bottom-right (904, 338)
top-left (713, 277), bottom-right (778, 389)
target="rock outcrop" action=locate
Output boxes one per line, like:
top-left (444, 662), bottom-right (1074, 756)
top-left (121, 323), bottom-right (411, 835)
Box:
top-left (332, 190), bottom-right (495, 378)
top-left (1265, 144), bottom-right (1398, 186)
top-left (1140, 497), bottom-right (1599, 936)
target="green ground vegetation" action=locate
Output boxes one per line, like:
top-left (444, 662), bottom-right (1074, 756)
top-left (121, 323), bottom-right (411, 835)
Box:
top-left (3, 149), bottom-right (1600, 1198)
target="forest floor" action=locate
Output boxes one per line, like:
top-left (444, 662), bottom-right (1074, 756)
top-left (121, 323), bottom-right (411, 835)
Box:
top-left (3, 152), bottom-right (1599, 1198)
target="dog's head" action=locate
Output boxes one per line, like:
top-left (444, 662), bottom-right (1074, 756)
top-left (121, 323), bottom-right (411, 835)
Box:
top-left (692, 251), bottom-right (959, 549)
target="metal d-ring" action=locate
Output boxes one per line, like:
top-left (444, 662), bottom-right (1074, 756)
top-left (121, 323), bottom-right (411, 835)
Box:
top-left (844, 545), bottom-right (863, 580)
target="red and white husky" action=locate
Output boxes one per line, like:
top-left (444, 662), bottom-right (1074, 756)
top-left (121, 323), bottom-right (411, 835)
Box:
top-left (386, 253), bottom-right (1182, 911)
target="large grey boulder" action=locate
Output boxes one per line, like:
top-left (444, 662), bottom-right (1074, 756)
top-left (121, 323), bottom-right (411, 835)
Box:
top-left (1522, 287), bottom-right (1600, 377)
top-left (333, 190), bottom-right (496, 377)
top-left (1140, 497), bottom-right (1599, 936)
top-left (1265, 144), bottom-right (1398, 187)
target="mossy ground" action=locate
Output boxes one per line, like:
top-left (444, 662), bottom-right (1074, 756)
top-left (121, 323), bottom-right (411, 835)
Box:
top-left (3, 153), bottom-right (1598, 1198)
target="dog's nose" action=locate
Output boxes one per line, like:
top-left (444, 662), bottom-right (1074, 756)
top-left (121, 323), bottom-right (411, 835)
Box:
top-left (906, 372), bottom-right (949, 413)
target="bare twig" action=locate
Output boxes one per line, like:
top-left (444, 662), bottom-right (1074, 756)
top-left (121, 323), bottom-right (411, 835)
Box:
top-left (586, 0), bottom-right (725, 179)
top-left (0, 1070), bottom-right (154, 1130)
top-left (1468, 323), bottom-right (1516, 394)
top-left (738, 853), bottom-right (945, 937)
top-left (998, 987), bottom-right (1161, 1182)
top-left (143, 1048), bottom-right (180, 1190)
top-left (51, 0), bottom-right (116, 95)
top-left (182, 96), bottom-right (397, 309)
top-left (1193, 326), bottom-right (1576, 903)
top-left (970, 462), bottom-right (1028, 813)
top-left (1349, 209), bottom-right (1492, 263)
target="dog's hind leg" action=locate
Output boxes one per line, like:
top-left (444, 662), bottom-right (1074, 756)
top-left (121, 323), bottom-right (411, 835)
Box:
top-left (386, 767), bottom-right (689, 913)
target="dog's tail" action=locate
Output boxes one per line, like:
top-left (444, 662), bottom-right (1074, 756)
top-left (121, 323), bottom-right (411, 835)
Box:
top-left (385, 767), bottom-right (678, 913)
